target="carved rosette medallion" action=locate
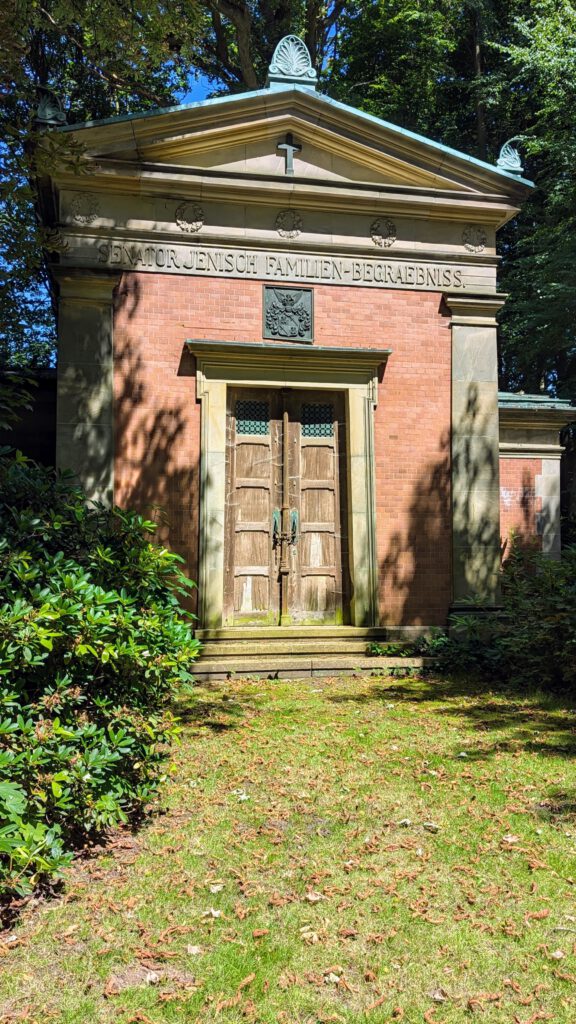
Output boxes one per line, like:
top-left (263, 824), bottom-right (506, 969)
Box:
top-left (275, 209), bottom-right (302, 239)
top-left (71, 193), bottom-right (100, 225)
top-left (462, 224), bottom-right (487, 253)
top-left (175, 201), bottom-right (204, 233)
top-left (263, 286), bottom-right (313, 342)
top-left (370, 217), bottom-right (396, 248)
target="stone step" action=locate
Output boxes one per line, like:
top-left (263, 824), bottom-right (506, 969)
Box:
top-left (195, 626), bottom-right (428, 641)
top-left (192, 654), bottom-right (433, 681)
top-left (198, 637), bottom-right (409, 657)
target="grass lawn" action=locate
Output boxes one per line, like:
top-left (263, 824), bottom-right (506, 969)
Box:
top-left (1, 673), bottom-right (576, 1023)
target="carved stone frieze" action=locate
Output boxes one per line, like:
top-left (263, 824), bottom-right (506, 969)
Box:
top-left (175, 201), bottom-right (204, 233)
top-left (462, 224), bottom-right (487, 253)
top-left (263, 286), bottom-right (313, 341)
top-left (275, 209), bottom-right (302, 239)
top-left (370, 216), bottom-right (396, 248)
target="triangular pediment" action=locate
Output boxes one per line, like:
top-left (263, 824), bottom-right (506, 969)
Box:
top-left (133, 117), bottom-right (465, 191)
top-left (60, 86), bottom-right (532, 200)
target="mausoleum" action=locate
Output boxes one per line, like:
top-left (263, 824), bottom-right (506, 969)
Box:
top-left (38, 36), bottom-right (575, 675)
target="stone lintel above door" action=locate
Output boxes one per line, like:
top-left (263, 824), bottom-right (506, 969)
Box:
top-left (186, 339), bottom-right (391, 629)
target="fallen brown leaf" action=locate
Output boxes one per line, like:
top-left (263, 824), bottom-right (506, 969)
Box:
top-left (524, 910), bottom-right (550, 922)
top-left (365, 993), bottom-right (386, 1012)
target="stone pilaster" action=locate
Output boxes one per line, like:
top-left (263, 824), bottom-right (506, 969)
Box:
top-left (53, 270), bottom-right (119, 505)
top-left (446, 295), bottom-right (506, 608)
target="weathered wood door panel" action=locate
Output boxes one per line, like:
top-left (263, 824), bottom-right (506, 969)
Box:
top-left (224, 388), bottom-right (281, 624)
top-left (224, 388), bottom-right (348, 626)
top-left (287, 392), bottom-right (347, 624)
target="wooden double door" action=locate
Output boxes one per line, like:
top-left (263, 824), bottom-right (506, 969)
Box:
top-left (224, 387), bottom-right (349, 625)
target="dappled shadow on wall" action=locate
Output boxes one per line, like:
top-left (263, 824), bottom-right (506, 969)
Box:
top-left (379, 424), bottom-right (451, 627)
top-left (379, 382), bottom-right (502, 626)
top-left (113, 276), bottom-right (203, 612)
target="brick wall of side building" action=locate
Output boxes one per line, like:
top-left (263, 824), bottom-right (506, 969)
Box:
top-left (113, 273), bottom-right (452, 625)
top-left (499, 457), bottom-right (543, 556)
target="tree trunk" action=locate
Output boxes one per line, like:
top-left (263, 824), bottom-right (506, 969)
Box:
top-left (472, 11), bottom-right (487, 161)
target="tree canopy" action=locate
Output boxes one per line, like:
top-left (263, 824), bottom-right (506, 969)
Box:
top-left (1, 0), bottom-right (575, 395)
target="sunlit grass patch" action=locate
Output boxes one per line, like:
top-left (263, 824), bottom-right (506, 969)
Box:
top-left (1, 674), bottom-right (576, 1023)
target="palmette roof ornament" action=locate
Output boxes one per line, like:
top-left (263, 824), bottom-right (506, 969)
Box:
top-left (267, 35), bottom-right (318, 90)
top-left (35, 87), bottom-right (66, 127)
top-left (497, 138), bottom-right (524, 176)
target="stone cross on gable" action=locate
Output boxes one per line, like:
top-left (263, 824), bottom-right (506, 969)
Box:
top-left (277, 132), bottom-right (302, 176)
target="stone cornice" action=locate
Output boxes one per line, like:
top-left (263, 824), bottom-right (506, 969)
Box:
top-left (51, 266), bottom-right (121, 301)
top-left (53, 164), bottom-right (519, 226)
top-left (500, 409), bottom-right (576, 429)
top-left (187, 339), bottom-right (391, 405)
top-left (499, 441), bottom-right (564, 459)
top-left (444, 294), bottom-right (507, 325)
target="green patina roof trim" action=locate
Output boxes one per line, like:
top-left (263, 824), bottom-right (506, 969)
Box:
top-left (499, 392), bottom-right (575, 411)
top-left (58, 83), bottom-right (535, 189)
top-left (57, 86), bottom-right (272, 132)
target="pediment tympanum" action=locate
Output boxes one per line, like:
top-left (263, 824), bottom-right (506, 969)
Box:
top-left (56, 83), bottom-right (532, 201)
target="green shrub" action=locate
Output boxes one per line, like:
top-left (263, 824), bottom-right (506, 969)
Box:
top-left (366, 640), bottom-right (409, 657)
top-left (0, 448), bottom-right (200, 896)
top-left (441, 543), bottom-right (576, 688)
top-left (367, 631), bottom-right (451, 659)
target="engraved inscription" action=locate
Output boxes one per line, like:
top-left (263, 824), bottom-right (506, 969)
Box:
top-left (85, 241), bottom-right (470, 290)
top-left (264, 286), bottom-right (313, 341)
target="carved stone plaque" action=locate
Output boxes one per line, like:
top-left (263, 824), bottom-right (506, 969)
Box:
top-left (263, 286), bottom-right (313, 342)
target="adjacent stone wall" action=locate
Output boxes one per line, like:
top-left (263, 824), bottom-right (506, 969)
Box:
top-left (112, 272), bottom-right (452, 625)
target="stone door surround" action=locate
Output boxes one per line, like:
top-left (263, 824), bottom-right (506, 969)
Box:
top-left (187, 339), bottom-right (391, 629)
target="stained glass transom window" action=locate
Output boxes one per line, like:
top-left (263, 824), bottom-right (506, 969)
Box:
top-left (301, 403), bottom-right (334, 437)
top-left (235, 400), bottom-right (270, 435)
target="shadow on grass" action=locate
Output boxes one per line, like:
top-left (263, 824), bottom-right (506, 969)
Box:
top-left (174, 690), bottom-right (253, 732)
top-left (328, 674), bottom-right (576, 761)
top-left (535, 789), bottom-right (576, 824)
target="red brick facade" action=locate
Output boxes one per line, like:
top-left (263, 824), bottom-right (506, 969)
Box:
top-left (113, 273), bottom-right (452, 625)
top-left (499, 456), bottom-right (542, 556)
